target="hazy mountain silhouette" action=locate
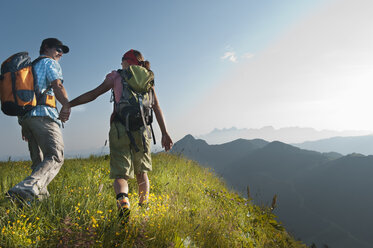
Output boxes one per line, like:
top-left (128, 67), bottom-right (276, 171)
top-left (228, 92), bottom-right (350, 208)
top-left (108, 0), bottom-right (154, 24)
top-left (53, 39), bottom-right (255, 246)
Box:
top-left (294, 135), bottom-right (373, 155)
top-left (295, 154), bottom-right (373, 248)
top-left (172, 134), bottom-right (268, 173)
top-left (197, 126), bottom-right (371, 144)
top-left (171, 135), bottom-right (373, 248)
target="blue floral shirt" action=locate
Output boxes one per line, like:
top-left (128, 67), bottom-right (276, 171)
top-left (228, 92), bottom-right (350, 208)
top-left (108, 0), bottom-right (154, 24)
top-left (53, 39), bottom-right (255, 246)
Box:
top-left (22, 56), bottom-right (63, 125)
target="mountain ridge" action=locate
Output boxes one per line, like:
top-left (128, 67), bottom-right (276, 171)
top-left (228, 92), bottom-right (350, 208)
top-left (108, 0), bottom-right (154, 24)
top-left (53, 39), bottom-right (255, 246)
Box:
top-left (171, 134), bottom-right (373, 248)
top-left (294, 134), bottom-right (373, 155)
top-left (197, 126), bottom-right (372, 144)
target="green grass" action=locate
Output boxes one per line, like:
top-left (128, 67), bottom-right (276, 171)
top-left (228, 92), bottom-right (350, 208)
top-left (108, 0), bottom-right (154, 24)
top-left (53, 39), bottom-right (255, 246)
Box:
top-left (0, 153), bottom-right (306, 247)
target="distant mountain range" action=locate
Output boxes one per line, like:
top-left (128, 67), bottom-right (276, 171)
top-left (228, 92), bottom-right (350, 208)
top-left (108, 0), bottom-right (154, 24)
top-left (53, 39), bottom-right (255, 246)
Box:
top-left (197, 126), bottom-right (372, 144)
top-left (171, 135), bottom-right (373, 248)
top-left (294, 135), bottom-right (373, 155)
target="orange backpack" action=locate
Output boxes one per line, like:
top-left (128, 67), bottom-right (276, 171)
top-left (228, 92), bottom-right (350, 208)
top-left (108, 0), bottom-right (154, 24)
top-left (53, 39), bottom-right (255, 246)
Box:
top-left (0, 52), bottom-right (55, 116)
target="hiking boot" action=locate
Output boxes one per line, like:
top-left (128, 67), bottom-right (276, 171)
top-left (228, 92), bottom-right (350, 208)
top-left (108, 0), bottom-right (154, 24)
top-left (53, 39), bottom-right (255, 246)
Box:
top-left (117, 196), bottom-right (130, 223)
top-left (5, 191), bottom-right (32, 208)
top-left (5, 191), bottom-right (21, 203)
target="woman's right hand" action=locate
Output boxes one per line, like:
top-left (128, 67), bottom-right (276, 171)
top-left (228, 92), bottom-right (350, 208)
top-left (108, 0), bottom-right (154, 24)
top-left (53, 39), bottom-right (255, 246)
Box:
top-left (161, 133), bottom-right (173, 151)
top-left (59, 103), bottom-right (71, 122)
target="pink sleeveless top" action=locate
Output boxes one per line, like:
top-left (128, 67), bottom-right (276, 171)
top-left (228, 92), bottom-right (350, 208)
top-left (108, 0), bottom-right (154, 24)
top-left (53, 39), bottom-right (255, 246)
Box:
top-left (106, 69), bottom-right (155, 123)
top-left (105, 70), bottom-right (122, 123)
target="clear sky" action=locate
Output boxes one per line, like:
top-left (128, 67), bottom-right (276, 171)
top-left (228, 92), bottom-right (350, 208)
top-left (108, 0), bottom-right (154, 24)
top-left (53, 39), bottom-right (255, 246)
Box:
top-left (1, 0), bottom-right (372, 160)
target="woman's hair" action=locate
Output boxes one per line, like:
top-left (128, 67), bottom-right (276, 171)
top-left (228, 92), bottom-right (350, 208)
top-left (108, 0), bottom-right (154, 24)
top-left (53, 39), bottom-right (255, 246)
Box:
top-left (133, 50), bottom-right (151, 71)
top-left (122, 50), bottom-right (151, 71)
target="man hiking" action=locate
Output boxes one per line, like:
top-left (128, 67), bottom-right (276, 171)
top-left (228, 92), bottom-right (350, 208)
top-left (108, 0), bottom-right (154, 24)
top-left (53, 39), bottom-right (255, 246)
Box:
top-left (6, 38), bottom-right (70, 203)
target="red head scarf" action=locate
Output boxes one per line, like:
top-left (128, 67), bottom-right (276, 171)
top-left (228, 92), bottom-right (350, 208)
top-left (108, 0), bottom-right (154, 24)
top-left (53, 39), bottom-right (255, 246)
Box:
top-left (122, 49), bottom-right (140, 65)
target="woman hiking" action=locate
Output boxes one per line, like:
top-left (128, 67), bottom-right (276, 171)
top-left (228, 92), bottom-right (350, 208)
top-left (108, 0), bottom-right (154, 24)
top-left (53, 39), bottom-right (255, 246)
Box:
top-left (59, 49), bottom-right (173, 220)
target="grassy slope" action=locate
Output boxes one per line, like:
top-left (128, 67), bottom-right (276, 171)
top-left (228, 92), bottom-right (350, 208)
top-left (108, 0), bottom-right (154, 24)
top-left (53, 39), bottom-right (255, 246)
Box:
top-left (0, 153), bottom-right (306, 247)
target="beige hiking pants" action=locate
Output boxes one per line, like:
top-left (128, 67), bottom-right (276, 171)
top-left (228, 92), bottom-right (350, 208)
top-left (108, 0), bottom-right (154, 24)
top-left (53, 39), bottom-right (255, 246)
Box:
top-left (9, 117), bottom-right (64, 200)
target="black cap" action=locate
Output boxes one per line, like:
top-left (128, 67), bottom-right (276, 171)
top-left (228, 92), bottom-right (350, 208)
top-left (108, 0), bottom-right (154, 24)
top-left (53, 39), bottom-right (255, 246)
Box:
top-left (41, 38), bottom-right (69, 54)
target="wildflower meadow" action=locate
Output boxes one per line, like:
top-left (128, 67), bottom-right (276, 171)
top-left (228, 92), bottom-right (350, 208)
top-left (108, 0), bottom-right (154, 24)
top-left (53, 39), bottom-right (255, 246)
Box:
top-left (0, 153), bottom-right (306, 247)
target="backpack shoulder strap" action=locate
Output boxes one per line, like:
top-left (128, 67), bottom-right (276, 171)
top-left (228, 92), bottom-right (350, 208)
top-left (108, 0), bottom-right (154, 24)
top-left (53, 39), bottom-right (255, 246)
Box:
top-left (31, 56), bottom-right (54, 105)
top-left (31, 56), bottom-right (50, 66)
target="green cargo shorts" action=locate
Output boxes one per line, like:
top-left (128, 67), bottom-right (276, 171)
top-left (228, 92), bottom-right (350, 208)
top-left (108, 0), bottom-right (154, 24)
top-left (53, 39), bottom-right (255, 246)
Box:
top-left (109, 121), bottom-right (152, 179)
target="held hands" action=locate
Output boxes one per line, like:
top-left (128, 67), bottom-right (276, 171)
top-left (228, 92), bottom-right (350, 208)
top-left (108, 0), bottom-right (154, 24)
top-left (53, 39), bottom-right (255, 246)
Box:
top-left (59, 103), bottom-right (71, 122)
top-left (161, 132), bottom-right (173, 152)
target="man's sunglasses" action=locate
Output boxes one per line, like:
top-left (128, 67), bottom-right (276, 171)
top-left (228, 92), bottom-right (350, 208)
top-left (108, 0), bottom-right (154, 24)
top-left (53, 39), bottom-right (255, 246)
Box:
top-left (55, 47), bottom-right (63, 54)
